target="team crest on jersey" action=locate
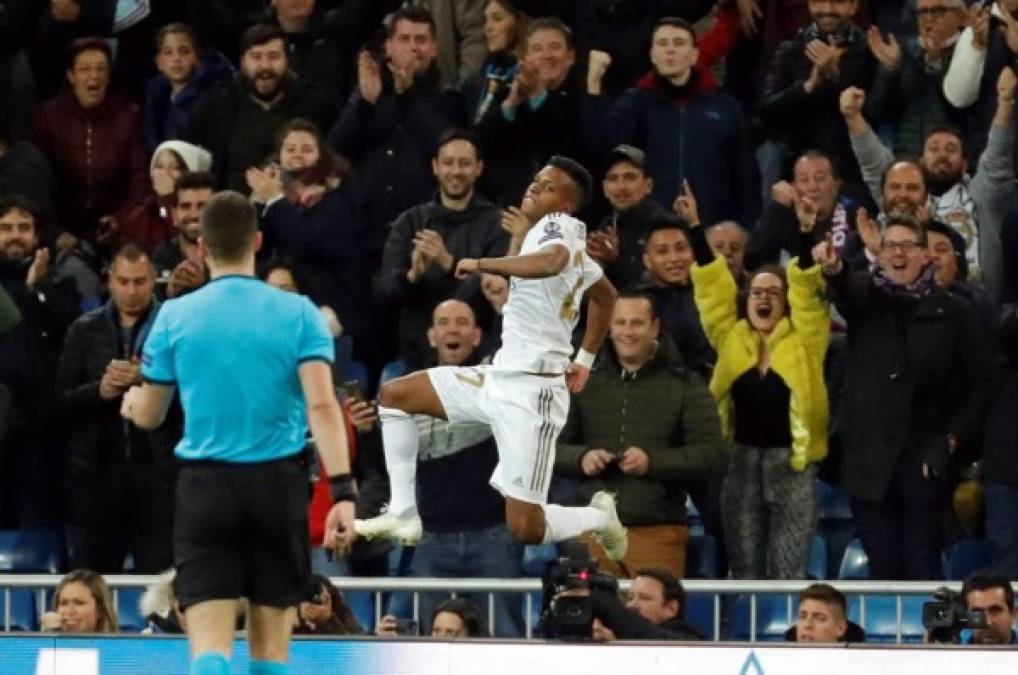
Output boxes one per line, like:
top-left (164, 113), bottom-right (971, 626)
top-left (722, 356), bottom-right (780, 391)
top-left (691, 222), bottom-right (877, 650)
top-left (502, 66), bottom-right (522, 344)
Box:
top-left (538, 219), bottom-right (564, 245)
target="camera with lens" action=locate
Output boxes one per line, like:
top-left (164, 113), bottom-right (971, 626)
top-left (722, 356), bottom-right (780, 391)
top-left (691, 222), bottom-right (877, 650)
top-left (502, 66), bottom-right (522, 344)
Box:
top-left (922, 587), bottom-right (988, 644)
top-left (539, 554), bottom-right (617, 640)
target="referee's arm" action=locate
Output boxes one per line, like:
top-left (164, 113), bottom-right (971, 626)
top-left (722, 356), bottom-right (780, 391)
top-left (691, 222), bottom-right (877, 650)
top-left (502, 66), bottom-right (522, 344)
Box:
top-left (299, 360), bottom-right (351, 477)
top-left (121, 383), bottom-right (175, 430)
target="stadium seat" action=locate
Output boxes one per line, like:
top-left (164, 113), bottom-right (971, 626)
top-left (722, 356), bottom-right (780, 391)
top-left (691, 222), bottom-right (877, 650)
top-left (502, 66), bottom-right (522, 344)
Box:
top-left (838, 538), bottom-right (870, 580)
top-left (683, 593), bottom-right (717, 639)
top-left (817, 480), bottom-right (853, 521)
top-left (0, 530), bottom-right (65, 573)
top-left (942, 538), bottom-right (990, 580)
top-left (114, 588), bottom-right (146, 632)
top-left (807, 535), bottom-right (828, 580)
top-left (728, 594), bottom-right (795, 641)
top-left (379, 360), bottom-right (408, 389)
top-left (847, 595), bottom-right (929, 643)
top-left (685, 535), bottom-right (718, 579)
top-left (0, 589), bottom-right (37, 631)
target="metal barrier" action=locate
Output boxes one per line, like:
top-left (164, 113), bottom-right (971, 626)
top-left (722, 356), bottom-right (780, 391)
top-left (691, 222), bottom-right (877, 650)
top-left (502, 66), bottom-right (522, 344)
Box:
top-left (0, 575), bottom-right (959, 642)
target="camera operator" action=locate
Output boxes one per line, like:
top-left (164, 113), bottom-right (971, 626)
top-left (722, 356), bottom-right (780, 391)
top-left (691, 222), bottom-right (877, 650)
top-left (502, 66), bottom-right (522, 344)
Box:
top-left (376, 597), bottom-right (490, 638)
top-left (963, 572), bottom-right (1017, 645)
top-left (542, 557), bottom-right (702, 642)
top-left (592, 568), bottom-right (703, 642)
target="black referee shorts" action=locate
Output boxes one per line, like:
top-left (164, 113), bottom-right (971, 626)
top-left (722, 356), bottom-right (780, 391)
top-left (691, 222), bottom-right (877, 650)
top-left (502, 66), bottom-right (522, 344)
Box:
top-left (174, 454), bottom-right (310, 610)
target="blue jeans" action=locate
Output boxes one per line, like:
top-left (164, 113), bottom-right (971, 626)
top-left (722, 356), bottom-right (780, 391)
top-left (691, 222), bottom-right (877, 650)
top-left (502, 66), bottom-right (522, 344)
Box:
top-left (985, 482), bottom-right (1018, 578)
top-left (410, 524), bottom-right (524, 637)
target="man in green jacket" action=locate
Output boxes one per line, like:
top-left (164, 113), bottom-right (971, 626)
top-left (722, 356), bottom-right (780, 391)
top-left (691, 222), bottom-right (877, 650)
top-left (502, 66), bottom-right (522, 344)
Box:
top-left (555, 290), bottom-right (726, 578)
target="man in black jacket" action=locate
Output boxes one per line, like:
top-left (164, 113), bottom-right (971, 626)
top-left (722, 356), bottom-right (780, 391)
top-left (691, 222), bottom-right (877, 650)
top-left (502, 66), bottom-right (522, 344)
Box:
top-left (587, 567), bottom-right (702, 641)
top-left (817, 216), bottom-right (993, 579)
top-left (57, 243), bottom-right (177, 573)
top-left (587, 145), bottom-right (685, 290)
top-left (180, 23), bottom-right (335, 193)
top-left (0, 194), bottom-right (80, 528)
top-left (373, 129), bottom-right (506, 368)
top-left (757, 0), bottom-right (877, 183)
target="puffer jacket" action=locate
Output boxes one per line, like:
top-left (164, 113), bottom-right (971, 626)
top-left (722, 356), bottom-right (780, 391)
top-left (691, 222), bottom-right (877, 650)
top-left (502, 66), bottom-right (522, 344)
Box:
top-left (692, 255), bottom-right (830, 471)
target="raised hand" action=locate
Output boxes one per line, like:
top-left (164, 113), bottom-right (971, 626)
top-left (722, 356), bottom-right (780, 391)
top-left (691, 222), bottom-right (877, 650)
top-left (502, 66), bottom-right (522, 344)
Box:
top-left (672, 179), bottom-right (700, 226)
top-left (501, 206), bottom-right (531, 238)
top-left (413, 229), bottom-right (454, 271)
top-left (1000, 1), bottom-right (1018, 54)
top-left (480, 272), bottom-right (508, 314)
top-left (454, 258), bottom-right (480, 279)
top-left (795, 195), bottom-right (819, 233)
top-left (812, 232), bottom-right (841, 275)
top-left (867, 26), bottom-right (902, 70)
top-left (839, 86), bottom-right (866, 119)
top-left (587, 49), bottom-right (612, 95)
top-left (737, 0), bottom-right (763, 37)
top-left (357, 51), bottom-right (382, 104)
top-left (26, 247), bottom-right (50, 289)
top-left (856, 207), bottom-right (882, 257)
top-left (970, 5), bottom-right (991, 50)
top-left (586, 225), bottom-right (619, 264)
top-left (999, 66), bottom-right (1017, 101)
top-left (771, 180), bottom-right (797, 207)
top-left (805, 38), bottom-right (840, 78)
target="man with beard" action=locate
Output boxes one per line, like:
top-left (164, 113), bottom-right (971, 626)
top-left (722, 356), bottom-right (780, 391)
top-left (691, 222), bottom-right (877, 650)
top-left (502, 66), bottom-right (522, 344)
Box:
top-left (180, 23), bottom-right (335, 194)
top-left (818, 215), bottom-right (993, 579)
top-left (0, 195), bottom-right (80, 527)
top-left (842, 71), bottom-right (1016, 302)
top-left (152, 172), bottom-right (215, 299)
top-left (373, 129), bottom-right (506, 369)
top-left (757, 0), bottom-right (877, 183)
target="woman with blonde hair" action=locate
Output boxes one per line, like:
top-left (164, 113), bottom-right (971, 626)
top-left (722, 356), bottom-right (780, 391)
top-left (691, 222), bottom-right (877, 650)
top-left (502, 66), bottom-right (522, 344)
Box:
top-left (40, 569), bottom-right (119, 633)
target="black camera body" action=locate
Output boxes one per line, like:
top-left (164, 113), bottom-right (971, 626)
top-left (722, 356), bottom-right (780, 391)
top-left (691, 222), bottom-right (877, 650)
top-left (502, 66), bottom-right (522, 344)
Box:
top-left (540, 555), bottom-right (617, 640)
top-left (922, 587), bottom-right (988, 644)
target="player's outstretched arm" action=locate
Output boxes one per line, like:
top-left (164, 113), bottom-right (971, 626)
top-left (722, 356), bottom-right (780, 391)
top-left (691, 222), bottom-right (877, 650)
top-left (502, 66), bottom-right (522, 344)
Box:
top-left (455, 244), bottom-right (569, 280)
top-left (299, 360), bottom-right (357, 553)
top-left (565, 274), bottom-right (617, 393)
top-left (120, 383), bottom-right (175, 430)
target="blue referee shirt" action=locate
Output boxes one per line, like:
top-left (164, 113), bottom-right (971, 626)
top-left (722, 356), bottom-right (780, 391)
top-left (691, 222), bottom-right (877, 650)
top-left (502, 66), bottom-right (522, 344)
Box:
top-left (141, 275), bottom-right (334, 463)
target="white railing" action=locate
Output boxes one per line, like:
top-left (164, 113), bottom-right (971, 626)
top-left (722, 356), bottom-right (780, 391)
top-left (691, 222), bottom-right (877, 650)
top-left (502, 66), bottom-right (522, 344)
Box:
top-left (0, 575), bottom-right (960, 642)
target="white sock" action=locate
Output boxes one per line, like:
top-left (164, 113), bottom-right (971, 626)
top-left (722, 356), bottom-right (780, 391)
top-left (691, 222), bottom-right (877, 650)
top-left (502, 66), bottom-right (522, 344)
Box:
top-left (379, 406), bottom-right (419, 517)
top-left (541, 504), bottom-right (608, 544)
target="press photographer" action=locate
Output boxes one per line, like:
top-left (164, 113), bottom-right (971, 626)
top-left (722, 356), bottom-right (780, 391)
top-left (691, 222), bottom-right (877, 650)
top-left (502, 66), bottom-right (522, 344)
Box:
top-left (924, 571), bottom-right (1016, 644)
top-left (540, 555), bottom-right (702, 642)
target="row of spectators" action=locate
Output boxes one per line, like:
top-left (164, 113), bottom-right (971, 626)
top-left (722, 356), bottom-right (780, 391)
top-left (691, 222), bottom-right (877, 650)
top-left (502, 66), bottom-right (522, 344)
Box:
top-left (1, 0), bottom-right (1018, 610)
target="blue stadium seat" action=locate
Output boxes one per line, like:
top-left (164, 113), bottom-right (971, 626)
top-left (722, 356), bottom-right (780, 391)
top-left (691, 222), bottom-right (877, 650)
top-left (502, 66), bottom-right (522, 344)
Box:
top-left (0, 530), bottom-right (65, 573)
top-left (817, 480), bottom-right (853, 521)
top-left (114, 588), bottom-right (146, 632)
top-left (807, 535), bottom-right (828, 580)
top-left (942, 539), bottom-right (990, 580)
top-left (838, 538), bottom-right (870, 580)
top-left (683, 593), bottom-right (716, 639)
top-left (685, 535), bottom-right (718, 579)
top-left (847, 595), bottom-right (929, 643)
top-left (341, 360), bottom-right (369, 392)
top-left (379, 360), bottom-right (408, 389)
top-left (728, 594), bottom-right (795, 641)
top-left (0, 589), bottom-right (37, 631)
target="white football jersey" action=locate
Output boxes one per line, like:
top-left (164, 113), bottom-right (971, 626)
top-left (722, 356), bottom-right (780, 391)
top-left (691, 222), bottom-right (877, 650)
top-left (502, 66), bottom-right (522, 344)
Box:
top-left (493, 213), bottom-right (603, 373)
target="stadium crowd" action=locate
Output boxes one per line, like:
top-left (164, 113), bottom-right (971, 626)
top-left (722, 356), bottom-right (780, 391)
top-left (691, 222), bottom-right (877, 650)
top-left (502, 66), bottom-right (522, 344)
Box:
top-left (0, 0), bottom-right (1017, 642)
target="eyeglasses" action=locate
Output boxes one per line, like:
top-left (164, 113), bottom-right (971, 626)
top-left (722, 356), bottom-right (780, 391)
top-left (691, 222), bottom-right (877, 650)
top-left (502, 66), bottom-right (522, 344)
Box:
top-left (749, 288), bottom-right (784, 300)
top-left (881, 240), bottom-right (922, 254)
top-left (916, 6), bottom-right (955, 19)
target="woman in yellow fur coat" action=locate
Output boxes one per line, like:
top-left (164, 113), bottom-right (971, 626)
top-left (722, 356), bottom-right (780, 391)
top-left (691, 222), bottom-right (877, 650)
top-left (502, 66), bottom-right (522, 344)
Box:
top-left (678, 183), bottom-right (831, 579)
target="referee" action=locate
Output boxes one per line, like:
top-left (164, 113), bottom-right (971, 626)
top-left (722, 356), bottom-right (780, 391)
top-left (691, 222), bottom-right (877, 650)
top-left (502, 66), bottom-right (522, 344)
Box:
top-left (121, 192), bottom-right (356, 675)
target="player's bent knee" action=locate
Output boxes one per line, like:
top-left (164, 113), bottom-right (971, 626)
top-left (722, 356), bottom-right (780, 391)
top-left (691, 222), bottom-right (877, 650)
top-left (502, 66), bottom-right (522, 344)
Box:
top-left (506, 504), bottom-right (546, 544)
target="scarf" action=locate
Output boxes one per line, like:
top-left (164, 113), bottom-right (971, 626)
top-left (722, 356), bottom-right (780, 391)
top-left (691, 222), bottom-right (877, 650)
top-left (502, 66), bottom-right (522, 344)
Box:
top-left (872, 261), bottom-right (938, 301)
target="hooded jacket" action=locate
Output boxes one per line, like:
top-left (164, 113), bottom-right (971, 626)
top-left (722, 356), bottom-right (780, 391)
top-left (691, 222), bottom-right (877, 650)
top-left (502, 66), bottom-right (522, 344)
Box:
top-left (692, 254), bottom-right (830, 471)
top-left (583, 67), bottom-right (760, 230)
top-left (143, 52), bottom-right (234, 153)
top-left (555, 334), bottom-right (726, 526)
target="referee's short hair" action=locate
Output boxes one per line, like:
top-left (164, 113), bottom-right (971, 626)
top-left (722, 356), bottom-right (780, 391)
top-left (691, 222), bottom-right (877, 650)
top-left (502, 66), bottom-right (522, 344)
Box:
top-left (200, 191), bottom-right (257, 264)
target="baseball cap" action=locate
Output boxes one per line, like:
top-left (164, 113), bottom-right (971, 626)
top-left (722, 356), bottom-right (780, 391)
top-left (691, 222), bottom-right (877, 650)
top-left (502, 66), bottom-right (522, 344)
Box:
top-left (605, 144), bottom-right (646, 172)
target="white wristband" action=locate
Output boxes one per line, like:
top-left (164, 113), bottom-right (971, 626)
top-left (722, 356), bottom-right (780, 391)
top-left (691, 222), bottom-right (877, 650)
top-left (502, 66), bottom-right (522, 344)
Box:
top-left (574, 348), bottom-right (596, 369)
